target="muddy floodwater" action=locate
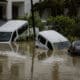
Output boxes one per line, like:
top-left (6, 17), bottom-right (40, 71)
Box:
top-left (0, 41), bottom-right (80, 80)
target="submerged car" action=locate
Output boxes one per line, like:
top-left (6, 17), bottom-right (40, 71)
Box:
top-left (0, 20), bottom-right (28, 43)
top-left (36, 30), bottom-right (70, 50)
top-left (68, 40), bottom-right (80, 54)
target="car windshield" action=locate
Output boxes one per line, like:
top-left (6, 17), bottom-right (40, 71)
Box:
top-left (0, 32), bottom-right (12, 42)
top-left (54, 41), bottom-right (70, 49)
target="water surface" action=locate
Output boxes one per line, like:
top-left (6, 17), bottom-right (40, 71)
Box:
top-left (0, 41), bottom-right (80, 80)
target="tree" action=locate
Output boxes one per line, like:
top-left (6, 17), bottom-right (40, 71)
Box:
top-left (34, 0), bottom-right (80, 17)
top-left (65, 0), bottom-right (80, 17)
top-left (34, 0), bottom-right (65, 17)
top-left (48, 16), bottom-right (76, 37)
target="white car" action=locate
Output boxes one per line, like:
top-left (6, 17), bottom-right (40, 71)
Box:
top-left (36, 30), bottom-right (70, 50)
top-left (0, 20), bottom-right (28, 43)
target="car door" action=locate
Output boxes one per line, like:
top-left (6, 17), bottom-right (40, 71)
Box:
top-left (47, 41), bottom-right (53, 50)
top-left (37, 35), bottom-right (48, 49)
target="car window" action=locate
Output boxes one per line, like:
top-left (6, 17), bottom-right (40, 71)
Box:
top-left (0, 32), bottom-right (12, 42)
top-left (38, 35), bottom-right (46, 45)
top-left (47, 41), bottom-right (53, 50)
top-left (18, 25), bottom-right (27, 35)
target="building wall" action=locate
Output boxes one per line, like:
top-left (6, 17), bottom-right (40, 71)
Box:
top-left (6, 0), bottom-right (39, 20)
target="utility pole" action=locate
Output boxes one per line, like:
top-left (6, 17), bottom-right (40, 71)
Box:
top-left (30, 0), bottom-right (35, 80)
top-left (30, 0), bottom-right (36, 40)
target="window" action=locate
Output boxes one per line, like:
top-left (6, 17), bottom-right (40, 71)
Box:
top-left (18, 25), bottom-right (27, 35)
top-left (47, 41), bottom-right (53, 50)
top-left (0, 32), bottom-right (12, 42)
top-left (38, 35), bottom-right (46, 45)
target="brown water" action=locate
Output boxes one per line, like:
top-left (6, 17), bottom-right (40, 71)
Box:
top-left (0, 41), bottom-right (80, 80)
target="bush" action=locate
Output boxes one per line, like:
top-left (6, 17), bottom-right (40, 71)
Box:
top-left (18, 13), bottom-right (29, 20)
top-left (18, 12), bottom-right (45, 31)
top-left (49, 16), bottom-right (76, 38)
top-left (74, 17), bottom-right (80, 24)
top-left (28, 12), bottom-right (44, 31)
top-left (47, 16), bottom-right (53, 25)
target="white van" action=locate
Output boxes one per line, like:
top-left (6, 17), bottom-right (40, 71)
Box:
top-left (36, 30), bottom-right (70, 50)
top-left (0, 20), bottom-right (28, 43)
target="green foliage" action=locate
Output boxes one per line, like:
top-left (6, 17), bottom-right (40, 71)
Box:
top-left (74, 17), bottom-right (80, 23)
top-left (47, 15), bottom-right (80, 41)
top-left (67, 35), bottom-right (78, 42)
top-left (28, 12), bottom-right (44, 30)
top-left (47, 16), bottom-right (53, 25)
top-left (34, 0), bottom-right (80, 17)
top-left (53, 16), bottom-right (75, 34)
top-left (53, 15), bottom-right (75, 25)
top-left (34, 0), bottom-right (65, 17)
top-left (18, 13), bottom-right (29, 20)
top-left (18, 12), bottom-right (44, 31)
top-left (73, 23), bottom-right (80, 37)
top-left (47, 15), bottom-right (76, 40)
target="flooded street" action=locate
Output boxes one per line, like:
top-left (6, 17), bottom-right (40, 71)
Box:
top-left (0, 41), bottom-right (80, 80)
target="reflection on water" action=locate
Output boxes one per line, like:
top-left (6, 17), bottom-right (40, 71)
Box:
top-left (0, 41), bottom-right (80, 80)
top-left (52, 63), bottom-right (59, 80)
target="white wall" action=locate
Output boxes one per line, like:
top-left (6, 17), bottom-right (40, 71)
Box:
top-left (11, 0), bottom-right (25, 2)
top-left (6, 0), bottom-right (12, 20)
top-left (24, 0), bottom-right (39, 15)
top-left (33, 0), bottom-right (39, 4)
top-left (24, 0), bottom-right (31, 15)
top-left (6, 0), bottom-right (39, 20)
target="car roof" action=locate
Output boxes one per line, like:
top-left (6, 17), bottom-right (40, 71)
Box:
top-left (0, 20), bottom-right (28, 32)
top-left (39, 30), bottom-right (68, 43)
